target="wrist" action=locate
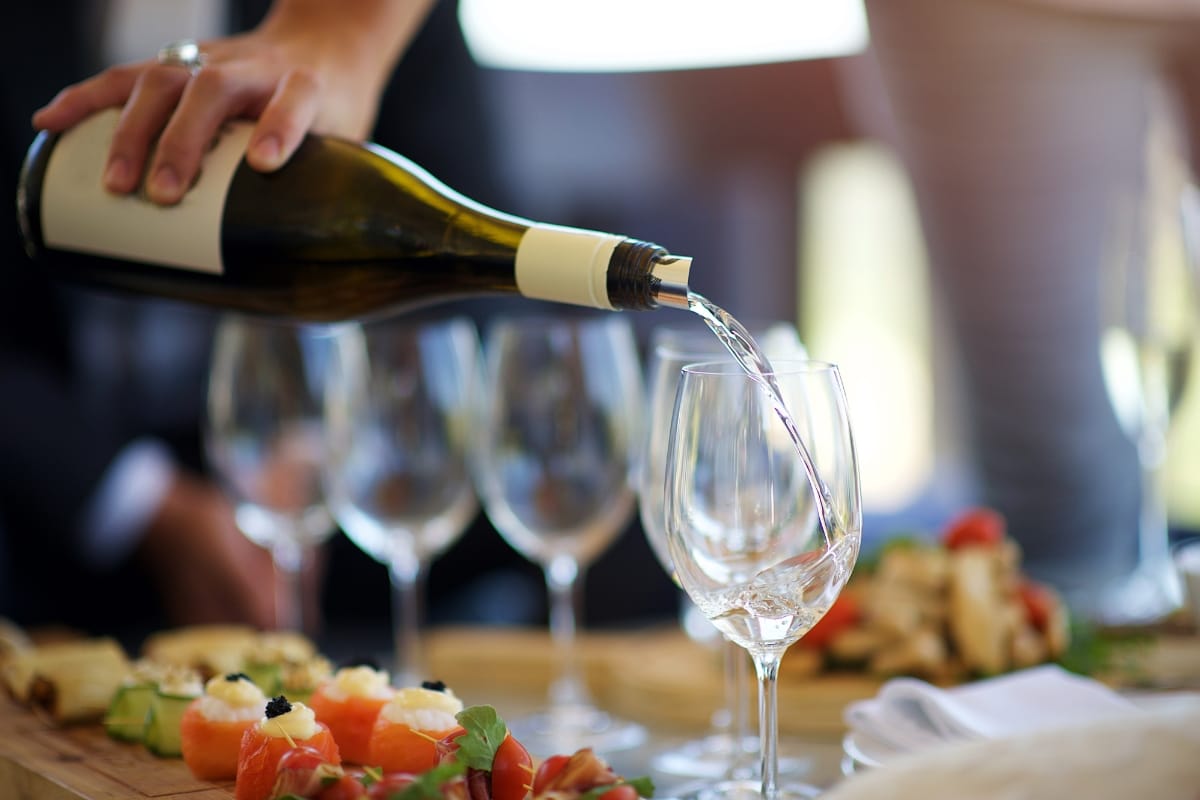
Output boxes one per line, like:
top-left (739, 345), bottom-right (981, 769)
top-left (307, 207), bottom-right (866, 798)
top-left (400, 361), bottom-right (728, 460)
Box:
top-left (260, 0), bottom-right (436, 91)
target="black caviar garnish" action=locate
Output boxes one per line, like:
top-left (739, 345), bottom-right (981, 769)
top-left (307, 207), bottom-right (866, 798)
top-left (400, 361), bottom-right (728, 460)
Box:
top-left (421, 680), bottom-right (447, 692)
top-left (225, 672), bottom-right (253, 683)
top-left (265, 695), bottom-right (292, 719)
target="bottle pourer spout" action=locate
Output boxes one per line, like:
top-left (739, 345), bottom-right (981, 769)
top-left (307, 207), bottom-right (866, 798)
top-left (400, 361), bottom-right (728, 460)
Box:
top-left (651, 254), bottom-right (692, 310)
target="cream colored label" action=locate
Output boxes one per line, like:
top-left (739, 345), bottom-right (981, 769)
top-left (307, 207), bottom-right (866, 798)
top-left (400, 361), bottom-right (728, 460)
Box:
top-left (515, 224), bottom-right (621, 310)
top-left (41, 108), bottom-right (252, 274)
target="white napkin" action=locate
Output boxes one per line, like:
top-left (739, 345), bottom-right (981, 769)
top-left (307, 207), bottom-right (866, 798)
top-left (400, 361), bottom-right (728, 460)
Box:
top-left (844, 664), bottom-right (1139, 756)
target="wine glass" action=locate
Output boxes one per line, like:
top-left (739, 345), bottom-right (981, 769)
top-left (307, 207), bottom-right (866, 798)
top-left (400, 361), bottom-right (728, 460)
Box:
top-left (1096, 179), bottom-right (1199, 624)
top-left (473, 313), bottom-right (647, 756)
top-left (321, 316), bottom-right (482, 686)
top-left (205, 314), bottom-right (337, 635)
top-left (665, 360), bottom-right (861, 800)
top-left (637, 320), bottom-right (809, 781)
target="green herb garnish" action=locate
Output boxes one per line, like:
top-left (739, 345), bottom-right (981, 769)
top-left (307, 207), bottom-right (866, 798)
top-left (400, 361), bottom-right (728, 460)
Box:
top-left (454, 705), bottom-right (508, 770)
top-left (360, 765), bottom-right (383, 788)
top-left (391, 762), bottom-right (467, 800)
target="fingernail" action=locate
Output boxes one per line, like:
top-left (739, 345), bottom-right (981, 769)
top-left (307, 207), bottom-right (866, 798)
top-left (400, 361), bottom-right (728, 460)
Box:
top-left (103, 157), bottom-right (129, 191)
top-left (250, 135), bottom-right (282, 169)
top-left (148, 165), bottom-right (182, 203)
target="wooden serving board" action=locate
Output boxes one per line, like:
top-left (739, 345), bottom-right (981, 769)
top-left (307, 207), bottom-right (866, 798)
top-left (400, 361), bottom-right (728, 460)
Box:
top-left (0, 697), bottom-right (232, 799)
top-left (4, 625), bottom-right (1197, 799)
top-left (424, 625), bottom-right (878, 736)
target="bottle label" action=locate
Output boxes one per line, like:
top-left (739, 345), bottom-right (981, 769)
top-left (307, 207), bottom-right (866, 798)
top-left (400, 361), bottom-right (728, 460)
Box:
top-left (516, 224), bottom-right (622, 310)
top-left (41, 108), bottom-right (251, 274)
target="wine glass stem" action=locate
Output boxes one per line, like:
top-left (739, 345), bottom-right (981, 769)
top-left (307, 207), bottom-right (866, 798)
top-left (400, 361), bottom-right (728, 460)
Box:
top-left (726, 637), bottom-right (754, 779)
top-left (751, 651), bottom-right (783, 800)
top-left (1139, 451), bottom-right (1169, 566)
top-left (390, 552), bottom-right (426, 687)
top-left (546, 554), bottom-right (589, 709)
top-left (272, 539), bottom-right (307, 633)
top-left (1133, 357), bottom-right (1181, 599)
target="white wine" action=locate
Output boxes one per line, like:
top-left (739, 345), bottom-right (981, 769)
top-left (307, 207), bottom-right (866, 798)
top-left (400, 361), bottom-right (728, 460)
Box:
top-left (17, 110), bottom-right (692, 322)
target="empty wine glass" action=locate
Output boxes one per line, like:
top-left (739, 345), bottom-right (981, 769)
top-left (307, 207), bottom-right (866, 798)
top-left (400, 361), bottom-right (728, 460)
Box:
top-left (322, 316), bottom-right (482, 686)
top-left (1096, 178), bottom-right (1199, 624)
top-left (205, 314), bottom-right (336, 634)
top-left (637, 320), bottom-right (808, 781)
top-left (473, 313), bottom-right (647, 757)
top-left (665, 360), bottom-right (861, 800)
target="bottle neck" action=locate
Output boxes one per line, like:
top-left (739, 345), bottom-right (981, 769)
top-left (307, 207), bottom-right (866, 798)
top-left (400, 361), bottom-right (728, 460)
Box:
top-left (607, 239), bottom-right (692, 311)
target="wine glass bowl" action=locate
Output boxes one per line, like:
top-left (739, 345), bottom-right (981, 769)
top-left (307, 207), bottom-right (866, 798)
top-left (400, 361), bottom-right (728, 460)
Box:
top-left (664, 359), bottom-right (861, 800)
top-left (205, 314), bottom-right (336, 634)
top-left (637, 321), bottom-right (808, 781)
top-left (1095, 178), bottom-right (1199, 624)
top-left (322, 316), bottom-right (482, 686)
top-left (473, 313), bottom-right (646, 756)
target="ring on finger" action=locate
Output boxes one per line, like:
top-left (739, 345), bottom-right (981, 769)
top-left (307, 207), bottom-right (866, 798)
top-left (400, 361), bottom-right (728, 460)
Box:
top-left (156, 39), bottom-right (206, 74)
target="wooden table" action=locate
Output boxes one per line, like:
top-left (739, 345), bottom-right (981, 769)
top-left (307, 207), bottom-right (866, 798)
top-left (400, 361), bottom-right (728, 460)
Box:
top-left (3, 625), bottom-right (1197, 799)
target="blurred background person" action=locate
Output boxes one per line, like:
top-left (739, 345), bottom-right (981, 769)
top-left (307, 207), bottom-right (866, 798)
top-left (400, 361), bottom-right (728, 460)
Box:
top-left (13, 0), bottom-right (887, 651)
top-left (1, 0), bottom-right (552, 646)
top-left (847, 0), bottom-right (1200, 619)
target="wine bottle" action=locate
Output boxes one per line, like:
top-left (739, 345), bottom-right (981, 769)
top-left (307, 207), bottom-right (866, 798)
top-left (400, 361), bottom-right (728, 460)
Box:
top-left (16, 109), bottom-right (692, 322)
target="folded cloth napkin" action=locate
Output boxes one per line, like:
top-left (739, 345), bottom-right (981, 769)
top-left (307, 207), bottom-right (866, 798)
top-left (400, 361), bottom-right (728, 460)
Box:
top-left (844, 664), bottom-right (1139, 755)
top-left (829, 698), bottom-right (1200, 800)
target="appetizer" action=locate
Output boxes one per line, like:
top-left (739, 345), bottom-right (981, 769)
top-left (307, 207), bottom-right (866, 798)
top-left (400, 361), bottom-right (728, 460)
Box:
top-left (308, 664), bottom-right (395, 764)
top-left (180, 672), bottom-right (268, 780)
top-left (238, 703), bottom-right (645, 800)
top-left (144, 666), bottom-right (204, 757)
top-left (791, 508), bottom-right (1071, 681)
top-left (236, 696), bottom-right (341, 800)
top-left (367, 681), bottom-right (463, 773)
top-left (2, 636), bottom-right (129, 724)
top-left (104, 658), bottom-right (176, 742)
top-left (243, 631), bottom-right (321, 697)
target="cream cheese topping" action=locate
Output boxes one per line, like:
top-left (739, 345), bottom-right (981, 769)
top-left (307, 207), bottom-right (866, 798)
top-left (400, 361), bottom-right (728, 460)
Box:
top-left (378, 686), bottom-right (462, 729)
top-left (205, 673), bottom-right (266, 708)
top-left (259, 700), bottom-right (321, 740)
top-left (323, 665), bottom-right (394, 702)
top-left (157, 667), bottom-right (204, 698)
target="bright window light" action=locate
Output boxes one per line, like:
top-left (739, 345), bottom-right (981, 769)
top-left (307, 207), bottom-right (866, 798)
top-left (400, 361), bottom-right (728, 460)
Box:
top-left (458, 0), bottom-right (868, 73)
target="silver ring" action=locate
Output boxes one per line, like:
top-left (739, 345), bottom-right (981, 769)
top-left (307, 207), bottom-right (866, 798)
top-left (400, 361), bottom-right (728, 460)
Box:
top-left (156, 39), bottom-right (205, 73)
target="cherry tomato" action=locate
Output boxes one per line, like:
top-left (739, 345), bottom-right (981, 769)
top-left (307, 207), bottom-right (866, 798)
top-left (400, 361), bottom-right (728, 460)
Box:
top-left (275, 744), bottom-right (329, 773)
top-left (942, 508), bottom-right (1006, 550)
top-left (532, 754), bottom-right (570, 795)
top-left (1017, 579), bottom-right (1057, 631)
top-left (532, 752), bottom-right (642, 800)
top-left (271, 745), bottom-right (339, 799)
top-left (317, 773), bottom-right (369, 800)
top-left (491, 734), bottom-right (533, 800)
top-left (798, 592), bottom-right (861, 650)
top-left (597, 786), bottom-right (639, 800)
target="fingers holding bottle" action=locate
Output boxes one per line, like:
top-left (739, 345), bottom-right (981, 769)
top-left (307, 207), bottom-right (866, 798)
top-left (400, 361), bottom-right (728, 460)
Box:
top-left (30, 0), bottom-right (432, 205)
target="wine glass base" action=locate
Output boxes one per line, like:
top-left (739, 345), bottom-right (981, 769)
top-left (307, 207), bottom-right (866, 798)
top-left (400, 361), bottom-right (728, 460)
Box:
top-left (1090, 558), bottom-right (1183, 626)
top-left (663, 777), bottom-right (822, 800)
top-left (653, 734), bottom-right (812, 780)
top-left (507, 705), bottom-right (647, 758)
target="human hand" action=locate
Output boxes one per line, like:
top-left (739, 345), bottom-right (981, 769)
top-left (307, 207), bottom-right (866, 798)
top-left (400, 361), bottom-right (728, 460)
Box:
top-left (31, 0), bottom-right (433, 205)
top-left (137, 470), bottom-right (320, 631)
